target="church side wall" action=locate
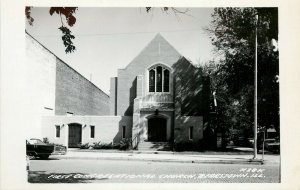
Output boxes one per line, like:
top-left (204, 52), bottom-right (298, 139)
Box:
top-left (172, 58), bottom-right (209, 149)
top-left (174, 116), bottom-right (203, 145)
top-left (55, 60), bottom-right (110, 116)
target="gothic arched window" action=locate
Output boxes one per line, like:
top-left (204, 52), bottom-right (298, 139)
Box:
top-left (149, 69), bottom-right (155, 92)
top-left (148, 65), bottom-right (170, 93)
top-left (163, 69), bottom-right (170, 92)
top-left (156, 66), bottom-right (162, 92)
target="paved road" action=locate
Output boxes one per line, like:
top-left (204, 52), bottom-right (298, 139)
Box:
top-left (28, 159), bottom-right (280, 183)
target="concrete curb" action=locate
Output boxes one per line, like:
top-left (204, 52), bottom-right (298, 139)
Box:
top-left (51, 155), bottom-right (264, 165)
top-left (68, 149), bottom-right (276, 156)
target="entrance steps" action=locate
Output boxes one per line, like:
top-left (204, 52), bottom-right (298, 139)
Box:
top-left (137, 141), bottom-right (172, 151)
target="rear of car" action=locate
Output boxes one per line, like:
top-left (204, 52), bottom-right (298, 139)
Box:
top-left (265, 138), bottom-right (280, 153)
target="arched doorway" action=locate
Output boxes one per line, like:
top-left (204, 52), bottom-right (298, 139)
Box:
top-left (148, 117), bottom-right (167, 142)
top-left (68, 123), bottom-right (82, 148)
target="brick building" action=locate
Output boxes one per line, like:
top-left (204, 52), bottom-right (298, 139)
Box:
top-left (27, 32), bottom-right (210, 150)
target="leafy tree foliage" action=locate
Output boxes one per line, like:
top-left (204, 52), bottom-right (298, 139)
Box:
top-left (205, 8), bottom-right (279, 138)
top-left (58, 26), bottom-right (76, 53)
top-left (25, 7), bottom-right (34, 25)
top-left (26, 7), bottom-right (78, 54)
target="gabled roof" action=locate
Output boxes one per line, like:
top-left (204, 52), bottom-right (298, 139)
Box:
top-left (124, 33), bottom-right (183, 69)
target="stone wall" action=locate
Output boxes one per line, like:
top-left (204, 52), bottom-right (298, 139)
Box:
top-left (55, 59), bottom-right (110, 116)
top-left (174, 116), bottom-right (203, 143)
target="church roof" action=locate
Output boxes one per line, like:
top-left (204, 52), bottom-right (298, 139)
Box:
top-left (123, 33), bottom-right (184, 69)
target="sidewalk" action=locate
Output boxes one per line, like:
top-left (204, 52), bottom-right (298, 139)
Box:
top-left (51, 149), bottom-right (280, 165)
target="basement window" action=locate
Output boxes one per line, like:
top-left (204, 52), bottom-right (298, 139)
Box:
top-left (55, 125), bottom-right (60, 138)
top-left (189, 126), bottom-right (194, 140)
top-left (90, 125), bottom-right (95, 138)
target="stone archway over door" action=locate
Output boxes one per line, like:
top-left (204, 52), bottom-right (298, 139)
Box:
top-left (68, 123), bottom-right (82, 148)
top-left (148, 117), bottom-right (167, 142)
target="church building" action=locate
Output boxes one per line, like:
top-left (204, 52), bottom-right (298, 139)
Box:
top-left (110, 34), bottom-right (211, 150)
top-left (27, 32), bottom-right (211, 150)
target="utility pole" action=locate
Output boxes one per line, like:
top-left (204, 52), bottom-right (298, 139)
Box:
top-left (253, 14), bottom-right (258, 159)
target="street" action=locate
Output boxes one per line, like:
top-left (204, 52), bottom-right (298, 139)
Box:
top-left (28, 159), bottom-right (280, 183)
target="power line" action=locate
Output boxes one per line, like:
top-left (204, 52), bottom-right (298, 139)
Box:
top-left (27, 28), bottom-right (206, 37)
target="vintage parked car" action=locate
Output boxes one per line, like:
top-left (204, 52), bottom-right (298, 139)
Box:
top-left (26, 138), bottom-right (67, 159)
top-left (264, 138), bottom-right (280, 153)
top-left (233, 136), bottom-right (253, 147)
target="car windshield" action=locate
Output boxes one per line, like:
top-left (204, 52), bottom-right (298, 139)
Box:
top-left (28, 139), bottom-right (44, 144)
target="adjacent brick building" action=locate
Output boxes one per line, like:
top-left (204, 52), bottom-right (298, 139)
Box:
top-left (55, 58), bottom-right (109, 116)
top-left (26, 32), bottom-right (113, 148)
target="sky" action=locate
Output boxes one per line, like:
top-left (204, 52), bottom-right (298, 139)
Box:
top-left (26, 7), bottom-right (216, 94)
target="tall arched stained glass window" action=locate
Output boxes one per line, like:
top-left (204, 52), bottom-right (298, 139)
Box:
top-left (148, 65), bottom-right (170, 93)
top-left (156, 66), bottom-right (162, 92)
top-left (163, 69), bottom-right (169, 92)
top-left (149, 69), bottom-right (155, 92)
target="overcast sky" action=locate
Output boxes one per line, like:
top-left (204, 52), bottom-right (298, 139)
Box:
top-left (26, 7), bottom-right (216, 94)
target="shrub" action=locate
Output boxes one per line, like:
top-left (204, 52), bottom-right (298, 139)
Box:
top-left (92, 141), bottom-right (113, 149)
top-left (90, 139), bottom-right (132, 150)
top-left (92, 141), bottom-right (103, 149)
top-left (118, 138), bottom-right (131, 150)
top-left (43, 137), bottom-right (49, 144)
top-left (101, 142), bottom-right (113, 149)
top-left (173, 141), bottom-right (204, 152)
top-left (80, 143), bottom-right (90, 149)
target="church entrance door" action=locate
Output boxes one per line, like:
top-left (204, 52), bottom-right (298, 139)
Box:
top-left (68, 123), bottom-right (82, 148)
top-left (148, 118), bottom-right (167, 142)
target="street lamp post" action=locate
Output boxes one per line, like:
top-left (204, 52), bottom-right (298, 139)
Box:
top-left (253, 14), bottom-right (258, 159)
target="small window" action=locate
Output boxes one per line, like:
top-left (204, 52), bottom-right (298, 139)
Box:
top-left (122, 126), bottom-right (126, 139)
top-left (55, 125), bottom-right (60, 138)
top-left (90, 125), bottom-right (95, 138)
top-left (189, 126), bottom-right (193, 140)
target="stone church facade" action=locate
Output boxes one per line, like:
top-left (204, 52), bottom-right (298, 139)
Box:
top-left (27, 32), bottom-right (210, 150)
top-left (110, 34), bottom-right (210, 149)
